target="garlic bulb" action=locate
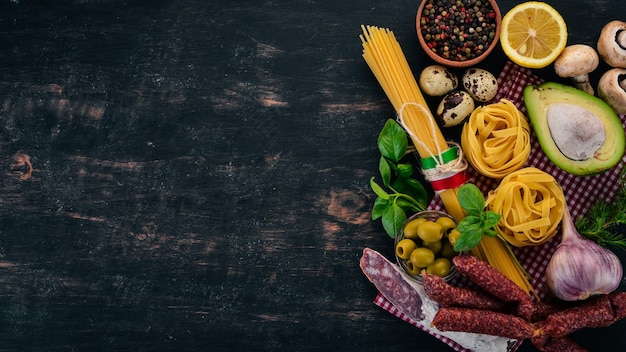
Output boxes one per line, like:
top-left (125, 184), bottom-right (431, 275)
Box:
top-left (546, 205), bottom-right (623, 301)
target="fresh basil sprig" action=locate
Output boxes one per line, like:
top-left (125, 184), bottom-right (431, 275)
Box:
top-left (370, 119), bottom-right (428, 238)
top-left (454, 183), bottom-right (501, 252)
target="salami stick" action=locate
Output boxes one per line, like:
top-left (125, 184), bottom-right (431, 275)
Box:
top-left (530, 333), bottom-right (588, 352)
top-left (609, 291), bottom-right (626, 320)
top-left (542, 295), bottom-right (615, 337)
top-left (530, 300), bottom-right (565, 323)
top-left (432, 307), bottom-right (534, 340)
top-left (453, 255), bottom-right (534, 320)
top-left (359, 248), bottom-right (425, 321)
top-left (421, 270), bottom-right (508, 311)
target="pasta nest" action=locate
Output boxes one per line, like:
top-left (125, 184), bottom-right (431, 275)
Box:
top-left (461, 99), bottom-right (530, 179)
top-left (485, 167), bottom-right (565, 247)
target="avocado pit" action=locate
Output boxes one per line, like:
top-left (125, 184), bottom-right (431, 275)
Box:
top-left (546, 103), bottom-right (606, 161)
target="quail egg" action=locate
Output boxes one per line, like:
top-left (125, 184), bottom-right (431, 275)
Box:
top-left (419, 65), bottom-right (459, 97)
top-left (462, 68), bottom-right (498, 102)
top-left (436, 91), bottom-right (475, 127)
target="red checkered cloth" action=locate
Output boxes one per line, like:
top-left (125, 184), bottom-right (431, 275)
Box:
top-left (373, 61), bottom-right (626, 351)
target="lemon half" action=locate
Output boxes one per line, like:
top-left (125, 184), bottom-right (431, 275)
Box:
top-left (500, 1), bottom-right (568, 69)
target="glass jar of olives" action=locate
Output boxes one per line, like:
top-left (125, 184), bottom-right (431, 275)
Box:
top-left (394, 210), bottom-right (462, 282)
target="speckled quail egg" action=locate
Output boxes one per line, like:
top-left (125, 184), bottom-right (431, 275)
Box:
top-left (436, 91), bottom-right (475, 127)
top-left (462, 68), bottom-right (498, 102)
top-left (419, 65), bottom-right (459, 96)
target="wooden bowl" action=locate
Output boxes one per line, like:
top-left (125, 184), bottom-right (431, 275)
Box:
top-left (416, 0), bottom-right (502, 68)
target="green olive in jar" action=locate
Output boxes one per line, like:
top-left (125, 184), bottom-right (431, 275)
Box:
top-left (447, 228), bottom-right (462, 247)
top-left (403, 217), bottom-right (427, 239)
top-left (404, 261), bottom-right (422, 275)
top-left (436, 216), bottom-right (457, 234)
top-left (426, 257), bottom-right (452, 277)
top-left (409, 247), bottom-right (435, 268)
top-left (417, 220), bottom-right (444, 242)
top-left (440, 241), bottom-right (456, 258)
top-left (422, 240), bottom-right (442, 255)
top-left (395, 239), bottom-right (417, 260)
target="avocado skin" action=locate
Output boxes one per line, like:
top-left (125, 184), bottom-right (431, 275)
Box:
top-left (523, 82), bottom-right (625, 176)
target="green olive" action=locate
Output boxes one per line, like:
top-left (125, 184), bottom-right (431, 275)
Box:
top-left (448, 228), bottom-right (462, 247)
top-left (422, 240), bottom-right (442, 255)
top-left (403, 218), bottom-right (427, 239)
top-left (436, 216), bottom-right (457, 234)
top-left (426, 258), bottom-right (452, 277)
top-left (417, 220), bottom-right (444, 242)
top-left (440, 241), bottom-right (457, 258)
top-left (409, 247), bottom-right (435, 268)
top-left (395, 239), bottom-right (417, 260)
top-left (404, 260), bottom-right (422, 275)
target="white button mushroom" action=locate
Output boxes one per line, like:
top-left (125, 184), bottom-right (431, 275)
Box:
top-left (597, 20), bottom-right (626, 68)
top-left (461, 68), bottom-right (498, 102)
top-left (597, 68), bottom-right (626, 115)
top-left (418, 65), bottom-right (459, 97)
top-left (436, 91), bottom-right (475, 127)
top-left (553, 44), bottom-right (599, 95)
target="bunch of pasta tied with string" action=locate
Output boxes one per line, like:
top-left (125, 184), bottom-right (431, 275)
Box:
top-left (461, 99), bottom-right (531, 179)
top-left (360, 25), bottom-right (535, 295)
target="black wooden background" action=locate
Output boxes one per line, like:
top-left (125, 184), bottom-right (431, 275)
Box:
top-left (0, 0), bottom-right (624, 351)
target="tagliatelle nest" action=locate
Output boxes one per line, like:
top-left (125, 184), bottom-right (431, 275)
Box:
top-left (461, 99), bottom-right (531, 179)
top-left (485, 167), bottom-right (566, 247)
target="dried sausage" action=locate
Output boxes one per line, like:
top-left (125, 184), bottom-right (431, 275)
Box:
top-left (359, 248), bottom-right (425, 322)
top-left (530, 300), bottom-right (565, 323)
top-left (453, 255), bottom-right (534, 320)
top-left (609, 291), bottom-right (626, 320)
top-left (530, 333), bottom-right (588, 352)
top-left (432, 307), bottom-right (535, 340)
top-left (541, 295), bottom-right (615, 337)
top-left (421, 270), bottom-right (508, 311)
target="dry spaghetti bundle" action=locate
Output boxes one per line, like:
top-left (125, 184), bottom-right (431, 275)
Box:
top-left (360, 25), bottom-right (534, 295)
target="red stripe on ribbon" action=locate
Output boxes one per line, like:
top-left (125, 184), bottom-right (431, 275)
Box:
top-left (430, 171), bottom-right (469, 192)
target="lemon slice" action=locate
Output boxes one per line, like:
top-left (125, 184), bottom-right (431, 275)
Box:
top-left (500, 1), bottom-right (568, 69)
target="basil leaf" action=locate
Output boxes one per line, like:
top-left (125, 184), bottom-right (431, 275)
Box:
top-left (382, 203), bottom-right (406, 238)
top-left (456, 215), bottom-right (481, 234)
top-left (378, 119), bottom-right (407, 163)
top-left (379, 156), bottom-right (392, 187)
top-left (454, 219), bottom-right (484, 252)
top-left (482, 211), bottom-right (501, 229)
top-left (484, 228), bottom-right (499, 237)
top-left (458, 183), bottom-right (485, 216)
top-left (395, 197), bottom-right (413, 210)
top-left (395, 163), bottom-right (414, 179)
top-left (393, 177), bottom-right (428, 209)
top-left (372, 197), bottom-right (389, 220)
top-left (454, 215), bottom-right (483, 251)
top-left (369, 177), bottom-right (389, 200)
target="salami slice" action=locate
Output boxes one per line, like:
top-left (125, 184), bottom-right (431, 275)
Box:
top-left (359, 248), bottom-right (425, 321)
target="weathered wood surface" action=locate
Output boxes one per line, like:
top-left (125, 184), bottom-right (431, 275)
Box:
top-left (0, 0), bottom-right (623, 351)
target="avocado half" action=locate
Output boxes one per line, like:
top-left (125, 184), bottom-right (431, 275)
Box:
top-left (523, 82), bottom-right (625, 176)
